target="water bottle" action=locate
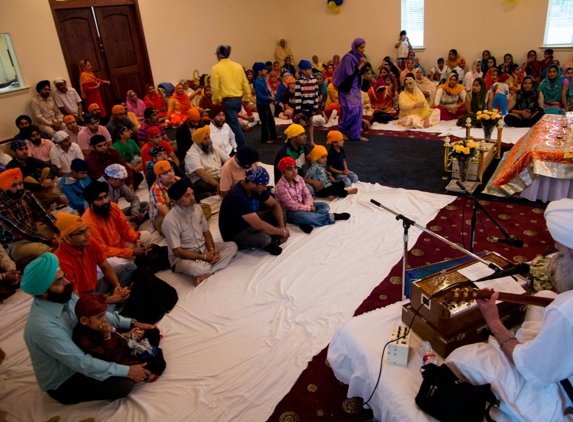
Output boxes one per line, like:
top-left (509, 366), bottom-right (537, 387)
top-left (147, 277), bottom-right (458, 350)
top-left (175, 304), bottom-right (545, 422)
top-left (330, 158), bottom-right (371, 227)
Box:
top-left (418, 341), bottom-right (438, 366)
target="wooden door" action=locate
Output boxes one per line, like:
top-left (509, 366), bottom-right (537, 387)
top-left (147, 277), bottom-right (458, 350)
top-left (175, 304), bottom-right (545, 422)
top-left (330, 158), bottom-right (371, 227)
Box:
top-left (94, 5), bottom-right (152, 102)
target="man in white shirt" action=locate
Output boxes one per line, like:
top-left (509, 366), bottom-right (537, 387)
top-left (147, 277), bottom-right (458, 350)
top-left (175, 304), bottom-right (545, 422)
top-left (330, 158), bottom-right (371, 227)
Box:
top-left (447, 198), bottom-right (573, 421)
top-left (53, 78), bottom-right (84, 123)
top-left (77, 114), bottom-right (112, 155)
top-left (49, 130), bottom-right (84, 176)
top-left (209, 104), bottom-right (236, 156)
top-left (30, 80), bottom-right (64, 138)
top-left (184, 125), bottom-right (229, 195)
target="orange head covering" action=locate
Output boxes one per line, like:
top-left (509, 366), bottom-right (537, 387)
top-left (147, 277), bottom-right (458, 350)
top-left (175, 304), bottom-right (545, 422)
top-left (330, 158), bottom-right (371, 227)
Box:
top-left (88, 103), bottom-right (99, 112)
top-left (326, 130), bottom-right (344, 144)
top-left (186, 107), bottom-right (201, 121)
top-left (55, 213), bottom-right (85, 238)
top-left (78, 60), bottom-right (96, 99)
top-left (437, 73), bottom-right (465, 96)
top-left (192, 125), bottom-right (211, 144)
top-left (0, 168), bottom-right (23, 191)
top-left (310, 145), bottom-right (328, 163)
top-left (285, 77), bottom-right (296, 85)
top-left (154, 160), bottom-right (172, 176)
top-left (111, 105), bottom-right (125, 115)
top-left (63, 115), bottom-right (76, 124)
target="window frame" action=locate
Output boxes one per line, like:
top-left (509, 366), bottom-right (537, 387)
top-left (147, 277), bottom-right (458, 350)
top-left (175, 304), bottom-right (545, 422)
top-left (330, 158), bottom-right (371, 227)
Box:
top-left (0, 33), bottom-right (27, 96)
top-left (401, 0), bottom-right (425, 49)
top-left (543, 0), bottom-right (573, 47)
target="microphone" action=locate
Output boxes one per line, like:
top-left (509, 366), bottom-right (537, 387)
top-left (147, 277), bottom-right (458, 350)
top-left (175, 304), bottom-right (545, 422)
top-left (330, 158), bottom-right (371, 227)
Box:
top-left (456, 180), bottom-right (467, 191)
top-left (475, 263), bottom-right (530, 281)
top-left (370, 199), bottom-right (382, 207)
top-left (490, 236), bottom-right (524, 248)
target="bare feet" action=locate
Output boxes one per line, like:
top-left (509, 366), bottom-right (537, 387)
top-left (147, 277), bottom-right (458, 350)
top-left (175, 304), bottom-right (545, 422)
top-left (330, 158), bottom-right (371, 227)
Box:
top-left (423, 117), bottom-right (430, 128)
top-left (359, 137), bottom-right (368, 142)
top-left (327, 195), bottom-right (334, 201)
top-left (194, 273), bottom-right (211, 286)
top-left (0, 348), bottom-right (5, 367)
top-left (347, 188), bottom-right (358, 195)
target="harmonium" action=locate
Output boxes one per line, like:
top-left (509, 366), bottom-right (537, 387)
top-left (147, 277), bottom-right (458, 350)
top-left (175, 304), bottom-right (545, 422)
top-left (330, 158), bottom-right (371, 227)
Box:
top-left (401, 251), bottom-right (532, 358)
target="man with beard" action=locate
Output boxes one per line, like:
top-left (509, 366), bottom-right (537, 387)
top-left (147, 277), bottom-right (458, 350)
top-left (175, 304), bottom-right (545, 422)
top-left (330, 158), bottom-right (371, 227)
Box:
top-left (87, 102), bottom-right (109, 126)
top-left (29, 80), bottom-right (64, 138)
top-left (21, 253), bottom-right (155, 404)
top-left (185, 125), bottom-right (229, 195)
top-left (209, 104), bottom-right (236, 156)
top-left (53, 77), bottom-right (83, 122)
top-left (0, 168), bottom-right (58, 262)
top-left (54, 211), bottom-right (132, 311)
top-left (175, 107), bottom-right (202, 161)
top-left (82, 180), bottom-right (153, 271)
top-left (140, 125), bottom-right (179, 170)
top-left (447, 198), bottom-right (573, 421)
top-left (6, 139), bottom-right (65, 207)
top-left (107, 104), bottom-right (136, 137)
top-left (22, 125), bottom-right (54, 162)
top-left (85, 135), bottom-right (142, 191)
top-left (77, 114), bottom-right (112, 156)
top-left (163, 177), bottom-right (237, 286)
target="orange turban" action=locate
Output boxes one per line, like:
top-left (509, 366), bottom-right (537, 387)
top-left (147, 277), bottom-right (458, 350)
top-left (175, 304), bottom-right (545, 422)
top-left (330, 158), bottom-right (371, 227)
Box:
top-left (153, 160), bottom-right (172, 176)
top-left (186, 107), bottom-right (201, 121)
top-left (63, 115), bottom-right (76, 124)
top-left (55, 212), bottom-right (85, 238)
top-left (326, 130), bottom-right (344, 144)
top-left (0, 168), bottom-right (23, 191)
top-left (88, 103), bottom-right (99, 112)
top-left (111, 105), bottom-right (125, 115)
top-left (285, 77), bottom-right (296, 85)
top-left (192, 125), bottom-right (211, 144)
top-left (310, 145), bottom-right (328, 162)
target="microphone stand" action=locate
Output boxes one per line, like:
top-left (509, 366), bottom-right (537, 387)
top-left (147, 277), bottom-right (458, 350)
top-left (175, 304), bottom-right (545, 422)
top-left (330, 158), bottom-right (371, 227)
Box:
top-left (370, 199), bottom-right (501, 300)
top-left (455, 181), bottom-right (513, 252)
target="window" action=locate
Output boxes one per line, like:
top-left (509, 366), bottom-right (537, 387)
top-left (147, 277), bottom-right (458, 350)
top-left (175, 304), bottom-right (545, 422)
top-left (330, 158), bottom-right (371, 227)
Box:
top-left (544, 0), bottom-right (573, 46)
top-left (0, 34), bottom-right (25, 94)
top-left (401, 0), bottom-right (424, 48)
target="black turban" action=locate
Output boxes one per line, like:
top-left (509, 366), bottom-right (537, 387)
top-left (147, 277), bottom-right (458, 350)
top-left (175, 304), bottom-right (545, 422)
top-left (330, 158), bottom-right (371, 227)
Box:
top-left (36, 80), bottom-right (50, 93)
top-left (167, 176), bottom-right (192, 201)
top-left (83, 181), bottom-right (109, 203)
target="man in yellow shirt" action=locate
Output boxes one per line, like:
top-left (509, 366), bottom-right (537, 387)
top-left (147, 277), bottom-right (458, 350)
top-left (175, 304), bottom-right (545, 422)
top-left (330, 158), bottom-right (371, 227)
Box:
top-left (210, 45), bottom-right (251, 148)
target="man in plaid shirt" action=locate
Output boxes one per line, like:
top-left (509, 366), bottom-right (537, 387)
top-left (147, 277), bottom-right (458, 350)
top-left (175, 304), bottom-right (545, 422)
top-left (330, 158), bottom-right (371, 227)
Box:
top-left (0, 168), bottom-right (58, 263)
top-left (293, 60), bottom-right (319, 148)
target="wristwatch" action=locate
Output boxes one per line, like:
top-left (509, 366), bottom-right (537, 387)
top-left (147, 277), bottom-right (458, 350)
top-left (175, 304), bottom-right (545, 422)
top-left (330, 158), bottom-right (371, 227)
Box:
top-left (130, 318), bottom-right (137, 329)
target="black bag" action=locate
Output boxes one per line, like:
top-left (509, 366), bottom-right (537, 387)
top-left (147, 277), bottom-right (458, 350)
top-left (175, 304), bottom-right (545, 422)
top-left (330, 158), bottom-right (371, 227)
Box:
top-left (121, 266), bottom-right (178, 324)
top-left (415, 364), bottom-right (498, 422)
top-left (372, 111), bottom-right (395, 124)
top-left (134, 244), bottom-right (170, 274)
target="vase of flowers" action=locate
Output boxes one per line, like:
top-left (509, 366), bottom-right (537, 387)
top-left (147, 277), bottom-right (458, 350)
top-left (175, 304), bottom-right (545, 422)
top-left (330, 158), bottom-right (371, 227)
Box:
top-left (476, 110), bottom-right (502, 140)
top-left (450, 139), bottom-right (479, 182)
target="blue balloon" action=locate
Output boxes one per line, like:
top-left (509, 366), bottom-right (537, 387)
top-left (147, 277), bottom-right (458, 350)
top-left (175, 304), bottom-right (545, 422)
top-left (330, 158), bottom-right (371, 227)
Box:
top-left (333, 0), bottom-right (343, 5)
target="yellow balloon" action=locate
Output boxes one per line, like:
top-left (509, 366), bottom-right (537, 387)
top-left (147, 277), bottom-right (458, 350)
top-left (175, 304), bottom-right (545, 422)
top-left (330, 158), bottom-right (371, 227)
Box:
top-left (328, 1), bottom-right (336, 9)
top-left (333, 5), bottom-right (341, 13)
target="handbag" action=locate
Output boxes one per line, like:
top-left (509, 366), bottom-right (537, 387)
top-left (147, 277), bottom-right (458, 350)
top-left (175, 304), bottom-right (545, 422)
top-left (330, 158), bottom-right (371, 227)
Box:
top-left (415, 363), bottom-right (498, 422)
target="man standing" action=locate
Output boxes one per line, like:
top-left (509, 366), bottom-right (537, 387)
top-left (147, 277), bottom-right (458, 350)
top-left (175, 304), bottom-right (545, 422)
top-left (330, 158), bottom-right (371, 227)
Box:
top-left (0, 168), bottom-right (58, 262)
top-left (209, 104), bottom-right (236, 156)
top-left (78, 114), bottom-right (112, 156)
top-left (49, 130), bottom-right (84, 176)
top-left (175, 107), bottom-right (202, 162)
top-left (163, 177), bottom-right (237, 286)
top-left (210, 45), bottom-right (251, 148)
top-left (30, 80), bottom-right (64, 138)
top-left (219, 166), bottom-right (289, 256)
top-left (185, 126), bottom-right (229, 195)
top-left (21, 253), bottom-right (154, 404)
top-left (53, 78), bottom-right (84, 122)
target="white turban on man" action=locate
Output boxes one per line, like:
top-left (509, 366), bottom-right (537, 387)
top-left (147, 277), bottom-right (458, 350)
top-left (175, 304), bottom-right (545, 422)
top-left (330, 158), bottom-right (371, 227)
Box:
top-left (544, 198), bottom-right (573, 249)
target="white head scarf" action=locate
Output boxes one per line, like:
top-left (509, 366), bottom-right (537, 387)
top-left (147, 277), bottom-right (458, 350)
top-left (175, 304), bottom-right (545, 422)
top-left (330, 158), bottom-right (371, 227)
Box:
top-left (545, 198), bottom-right (573, 249)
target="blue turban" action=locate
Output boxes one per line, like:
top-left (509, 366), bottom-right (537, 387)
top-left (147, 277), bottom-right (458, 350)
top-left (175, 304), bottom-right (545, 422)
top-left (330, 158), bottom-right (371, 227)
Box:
top-left (253, 62), bottom-right (267, 72)
top-left (216, 45), bottom-right (231, 58)
top-left (245, 166), bottom-right (269, 186)
top-left (298, 60), bottom-right (312, 70)
top-left (21, 253), bottom-right (60, 296)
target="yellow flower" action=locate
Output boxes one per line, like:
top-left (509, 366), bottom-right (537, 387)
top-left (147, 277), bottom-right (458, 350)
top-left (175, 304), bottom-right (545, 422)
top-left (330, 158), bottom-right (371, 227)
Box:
top-left (476, 115), bottom-right (482, 120)
top-left (482, 115), bottom-right (490, 120)
top-left (476, 111), bottom-right (482, 116)
top-left (453, 145), bottom-right (463, 152)
top-left (463, 147), bottom-right (470, 154)
top-left (468, 142), bottom-right (478, 148)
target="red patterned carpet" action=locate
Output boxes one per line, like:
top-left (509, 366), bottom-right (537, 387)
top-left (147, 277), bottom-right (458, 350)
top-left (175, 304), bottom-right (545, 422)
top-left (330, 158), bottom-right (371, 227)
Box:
top-left (268, 196), bottom-right (553, 422)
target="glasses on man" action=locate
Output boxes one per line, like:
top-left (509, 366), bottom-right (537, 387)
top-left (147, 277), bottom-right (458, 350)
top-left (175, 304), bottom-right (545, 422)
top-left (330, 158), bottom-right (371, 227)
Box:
top-left (69, 227), bottom-right (91, 237)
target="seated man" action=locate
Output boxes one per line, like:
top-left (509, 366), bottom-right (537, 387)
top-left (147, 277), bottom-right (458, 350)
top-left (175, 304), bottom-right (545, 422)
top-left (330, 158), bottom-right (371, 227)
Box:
top-left (61, 158), bottom-right (91, 214)
top-left (78, 114), bottom-right (112, 156)
top-left (219, 145), bottom-right (259, 197)
top-left (219, 166), bottom-right (289, 256)
top-left (163, 177), bottom-right (238, 286)
top-left (185, 126), bottom-right (229, 195)
top-left (209, 104), bottom-right (237, 156)
top-left (87, 103), bottom-right (108, 126)
top-left (112, 125), bottom-right (142, 172)
top-left (99, 164), bottom-right (148, 228)
top-left (63, 115), bottom-right (80, 145)
top-left (54, 212), bottom-right (133, 312)
top-left (82, 181), bottom-right (153, 271)
top-left (137, 108), bottom-right (171, 147)
top-left (447, 198), bottom-right (573, 421)
top-left (149, 160), bottom-right (179, 237)
top-left (22, 125), bottom-right (54, 162)
top-left (53, 77), bottom-right (84, 123)
top-left (145, 145), bottom-right (185, 188)
top-left (30, 80), bottom-right (64, 138)
top-left (175, 108), bottom-right (202, 162)
top-left (0, 244), bottom-right (21, 301)
top-left (21, 253), bottom-right (154, 404)
top-left (107, 104), bottom-right (136, 138)
top-left (49, 130), bottom-right (84, 176)
top-left (85, 135), bottom-right (143, 191)
top-left (0, 169), bottom-right (58, 263)
top-left (140, 125), bottom-right (179, 171)
top-left (6, 139), bottom-right (64, 207)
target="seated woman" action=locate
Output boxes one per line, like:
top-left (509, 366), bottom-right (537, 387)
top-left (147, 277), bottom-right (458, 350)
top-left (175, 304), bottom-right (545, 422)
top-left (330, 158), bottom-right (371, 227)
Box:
top-left (538, 64), bottom-right (572, 114)
top-left (485, 56), bottom-right (497, 73)
top-left (382, 56), bottom-right (402, 82)
top-left (400, 58), bottom-right (416, 86)
top-left (457, 77), bottom-right (489, 127)
top-left (504, 76), bottom-right (544, 127)
top-left (484, 67), bottom-right (498, 89)
top-left (413, 56), bottom-right (426, 76)
top-left (267, 71), bottom-right (280, 95)
top-left (311, 55), bottom-right (324, 72)
top-left (169, 83), bottom-right (191, 119)
top-left (126, 90), bottom-right (146, 123)
top-left (463, 59), bottom-right (482, 92)
top-left (332, 55), bottom-right (341, 71)
top-left (323, 61), bottom-right (335, 82)
top-left (199, 85), bottom-right (215, 110)
top-left (395, 77), bottom-right (440, 129)
top-left (165, 99), bottom-right (186, 128)
top-left (279, 77), bottom-right (297, 120)
top-left (143, 84), bottom-right (167, 118)
top-left (445, 49), bottom-right (459, 73)
top-left (361, 67), bottom-right (374, 92)
top-left (282, 57), bottom-right (296, 77)
top-left (508, 63), bottom-right (525, 96)
top-left (316, 72), bottom-right (327, 107)
top-left (481, 50), bottom-right (492, 73)
top-left (565, 66), bottom-right (573, 111)
top-left (498, 53), bottom-right (514, 74)
top-left (429, 57), bottom-right (450, 83)
top-left (414, 68), bottom-right (436, 105)
top-left (368, 78), bottom-right (398, 117)
top-left (522, 50), bottom-right (541, 86)
top-left (325, 81), bottom-right (342, 121)
top-left (434, 73), bottom-right (467, 120)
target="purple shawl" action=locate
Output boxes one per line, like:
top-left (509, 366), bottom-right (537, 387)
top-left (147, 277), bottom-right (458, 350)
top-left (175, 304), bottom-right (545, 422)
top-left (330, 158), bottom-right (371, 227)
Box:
top-left (333, 38), bottom-right (365, 89)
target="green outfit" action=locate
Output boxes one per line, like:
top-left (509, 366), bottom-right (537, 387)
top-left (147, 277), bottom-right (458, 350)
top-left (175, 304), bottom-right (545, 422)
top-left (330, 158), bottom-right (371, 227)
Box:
top-left (112, 139), bottom-right (141, 163)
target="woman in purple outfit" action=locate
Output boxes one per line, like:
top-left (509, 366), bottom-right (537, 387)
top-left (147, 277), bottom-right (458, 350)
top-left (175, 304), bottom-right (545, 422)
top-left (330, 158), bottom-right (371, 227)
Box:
top-left (333, 38), bottom-right (368, 141)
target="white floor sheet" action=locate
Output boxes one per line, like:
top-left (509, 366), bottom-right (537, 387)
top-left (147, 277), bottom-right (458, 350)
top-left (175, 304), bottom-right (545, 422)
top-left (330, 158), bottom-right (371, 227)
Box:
top-left (0, 183), bottom-right (453, 422)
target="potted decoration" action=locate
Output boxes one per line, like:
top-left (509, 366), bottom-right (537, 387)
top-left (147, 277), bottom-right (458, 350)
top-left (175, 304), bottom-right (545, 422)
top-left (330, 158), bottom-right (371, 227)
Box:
top-left (476, 110), bottom-right (502, 140)
top-left (450, 139), bottom-right (479, 182)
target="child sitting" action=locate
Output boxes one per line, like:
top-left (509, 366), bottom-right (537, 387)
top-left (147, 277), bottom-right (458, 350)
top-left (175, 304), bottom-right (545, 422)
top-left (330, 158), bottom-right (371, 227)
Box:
top-left (326, 131), bottom-right (360, 187)
top-left (166, 100), bottom-right (187, 128)
top-left (72, 293), bottom-right (166, 382)
top-left (305, 145), bottom-right (358, 199)
top-left (112, 125), bottom-right (142, 172)
top-left (60, 158), bottom-right (92, 213)
top-left (275, 156), bottom-right (350, 233)
top-left (145, 145), bottom-right (185, 187)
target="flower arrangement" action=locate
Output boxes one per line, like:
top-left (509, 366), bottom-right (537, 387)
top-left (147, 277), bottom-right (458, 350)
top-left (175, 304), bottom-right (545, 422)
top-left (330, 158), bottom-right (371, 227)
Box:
top-left (450, 139), bottom-right (479, 160)
top-left (476, 110), bottom-right (502, 139)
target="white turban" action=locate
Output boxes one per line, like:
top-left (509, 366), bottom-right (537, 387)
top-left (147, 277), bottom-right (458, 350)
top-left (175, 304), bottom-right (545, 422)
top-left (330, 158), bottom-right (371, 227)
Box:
top-left (544, 198), bottom-right (573, 249)
top-left (53, 77), bottom-right (66, 85)
top-left (104, 163), bottom-right (128, 180)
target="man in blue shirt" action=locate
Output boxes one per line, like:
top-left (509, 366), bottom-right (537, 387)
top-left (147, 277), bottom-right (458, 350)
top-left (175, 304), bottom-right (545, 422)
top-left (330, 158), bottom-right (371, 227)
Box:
top-left (21, 253), bottom-right (156, 404)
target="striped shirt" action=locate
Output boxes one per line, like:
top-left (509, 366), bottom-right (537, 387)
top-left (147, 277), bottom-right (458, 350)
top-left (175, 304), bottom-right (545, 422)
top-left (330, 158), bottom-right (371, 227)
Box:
top-left (149, 176), bottom-right (180, 220)
top-left (294, 75), bottom-right (319, 112)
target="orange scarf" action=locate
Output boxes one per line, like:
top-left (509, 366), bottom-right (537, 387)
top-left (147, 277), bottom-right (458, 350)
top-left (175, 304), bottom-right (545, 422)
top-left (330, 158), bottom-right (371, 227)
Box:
top-left (78, 60), bottom-right (96, 99)
top-left (437, 73), bottom-right (465, 96)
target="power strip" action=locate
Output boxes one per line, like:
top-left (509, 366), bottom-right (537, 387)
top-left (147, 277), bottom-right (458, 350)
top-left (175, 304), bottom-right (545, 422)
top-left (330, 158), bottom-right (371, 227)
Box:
top-left (387, 325), bottom-right (411, 366)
